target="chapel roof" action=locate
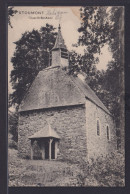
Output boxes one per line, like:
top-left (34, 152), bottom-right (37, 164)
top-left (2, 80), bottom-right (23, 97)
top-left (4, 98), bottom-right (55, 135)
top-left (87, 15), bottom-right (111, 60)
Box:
top-left (28, 123), bottom-right (60, 139)
top-left (19, 66), bottom-right (111, 115)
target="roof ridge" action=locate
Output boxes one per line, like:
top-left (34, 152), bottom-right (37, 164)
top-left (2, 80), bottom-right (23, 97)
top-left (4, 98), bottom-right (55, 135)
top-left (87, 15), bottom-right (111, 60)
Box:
top-left (41, 66), bottom-right (60, 72)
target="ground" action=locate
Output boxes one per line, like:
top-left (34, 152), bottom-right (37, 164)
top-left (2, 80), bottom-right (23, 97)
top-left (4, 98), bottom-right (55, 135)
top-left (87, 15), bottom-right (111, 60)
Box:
top-left (8, 148), bottom-right (86, 186)
top-left (8, 148), bottom-right (125, 187)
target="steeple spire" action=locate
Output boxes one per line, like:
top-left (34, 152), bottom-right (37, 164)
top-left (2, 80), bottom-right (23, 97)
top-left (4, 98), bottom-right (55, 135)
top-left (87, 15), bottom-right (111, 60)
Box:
top-left (49, 25), bottom-right (69, 67)
top-left (52, 24), bottom-right (67, 51)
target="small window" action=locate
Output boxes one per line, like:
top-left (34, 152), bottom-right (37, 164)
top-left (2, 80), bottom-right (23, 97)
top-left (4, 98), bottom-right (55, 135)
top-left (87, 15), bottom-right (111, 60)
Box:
top-left (97, 119), bottom-right (100, 136)
top-left (107, 125), bottom-right (110, 140)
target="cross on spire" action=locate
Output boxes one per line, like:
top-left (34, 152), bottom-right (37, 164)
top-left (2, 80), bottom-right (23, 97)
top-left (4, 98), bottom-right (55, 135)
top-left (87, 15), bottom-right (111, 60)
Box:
top-left (58, 24), bottom-right (61, 31)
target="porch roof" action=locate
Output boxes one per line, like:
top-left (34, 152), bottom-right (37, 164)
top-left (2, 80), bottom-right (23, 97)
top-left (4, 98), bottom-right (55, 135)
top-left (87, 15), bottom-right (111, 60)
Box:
top-left (28, 124), bottom-right (60, 139)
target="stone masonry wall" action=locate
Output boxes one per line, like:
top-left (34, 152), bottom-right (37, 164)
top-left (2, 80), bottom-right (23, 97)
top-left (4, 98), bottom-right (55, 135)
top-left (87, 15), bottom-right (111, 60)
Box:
top-left (85, 100), bottom-right (117, 160)
top-left (18, 105), bottom-right (87, 162)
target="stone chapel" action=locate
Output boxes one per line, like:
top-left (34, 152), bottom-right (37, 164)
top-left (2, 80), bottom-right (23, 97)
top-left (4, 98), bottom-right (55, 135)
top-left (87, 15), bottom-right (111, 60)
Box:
top-left (18, 25), bottom-right (117, 162)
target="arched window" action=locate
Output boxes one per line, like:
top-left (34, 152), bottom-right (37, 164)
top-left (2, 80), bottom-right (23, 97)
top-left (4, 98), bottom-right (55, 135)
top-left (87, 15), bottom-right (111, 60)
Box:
top-left (97, 119), bottom-right (100, 136)
top-left (106, 125), bottom-right (110, 140)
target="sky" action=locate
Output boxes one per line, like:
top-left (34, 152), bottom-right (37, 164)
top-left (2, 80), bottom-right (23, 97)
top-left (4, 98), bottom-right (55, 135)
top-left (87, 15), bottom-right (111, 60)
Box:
top-left (8, 6), bottom-right (113, 94)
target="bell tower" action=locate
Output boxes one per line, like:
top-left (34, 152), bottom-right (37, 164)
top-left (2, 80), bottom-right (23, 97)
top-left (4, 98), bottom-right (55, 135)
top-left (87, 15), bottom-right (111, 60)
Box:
top-left (49, 24), bottom-right (69, 67)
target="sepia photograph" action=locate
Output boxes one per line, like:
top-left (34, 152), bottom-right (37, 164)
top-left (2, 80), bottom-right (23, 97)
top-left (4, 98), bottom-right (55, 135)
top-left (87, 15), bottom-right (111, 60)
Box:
top-left (8, 6), bottom-right (125, 187)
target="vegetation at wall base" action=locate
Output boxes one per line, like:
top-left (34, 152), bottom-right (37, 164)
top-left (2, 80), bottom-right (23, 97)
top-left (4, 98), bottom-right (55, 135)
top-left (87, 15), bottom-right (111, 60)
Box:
top-left (8, 147), bottom-right (124, 187)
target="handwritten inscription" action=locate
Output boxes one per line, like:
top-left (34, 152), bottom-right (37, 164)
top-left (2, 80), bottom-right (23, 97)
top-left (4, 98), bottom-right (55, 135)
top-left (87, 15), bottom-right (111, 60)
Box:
top-left (18, 9), bottom-right (68, 20)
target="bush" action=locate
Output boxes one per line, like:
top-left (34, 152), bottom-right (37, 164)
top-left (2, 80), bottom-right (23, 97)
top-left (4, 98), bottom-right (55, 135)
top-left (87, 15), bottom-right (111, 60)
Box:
top-left (8, 110), bottom-right (18, 142)
top-left (77, 151), bottom-right (125, 187)
top-left (8, 133), bottom-right (18, 149)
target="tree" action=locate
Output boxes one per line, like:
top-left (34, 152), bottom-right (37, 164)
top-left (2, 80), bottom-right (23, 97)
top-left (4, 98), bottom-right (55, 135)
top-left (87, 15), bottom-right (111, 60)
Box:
top-left (78, 6), bottom-right (124, 149)
top-left (68, 51), bottom-right (82, 76)
top-left (9, 24), bottom-right (57, 107)
top-left (69, 50), bottom-right (99, 84)
top-left (8, 7), bottom-right (18, 28)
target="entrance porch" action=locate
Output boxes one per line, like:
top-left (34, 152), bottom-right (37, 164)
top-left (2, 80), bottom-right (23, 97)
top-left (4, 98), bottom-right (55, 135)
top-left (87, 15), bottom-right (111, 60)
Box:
top-left (28, 124), bottom-right (60, 160)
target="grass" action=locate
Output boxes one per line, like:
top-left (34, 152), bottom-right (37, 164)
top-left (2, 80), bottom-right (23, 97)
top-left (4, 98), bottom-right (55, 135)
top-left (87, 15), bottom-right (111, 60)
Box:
top-left (8, 148), bottom-right (83, 186)
top-left (8, 148), bottom-right (125, 187)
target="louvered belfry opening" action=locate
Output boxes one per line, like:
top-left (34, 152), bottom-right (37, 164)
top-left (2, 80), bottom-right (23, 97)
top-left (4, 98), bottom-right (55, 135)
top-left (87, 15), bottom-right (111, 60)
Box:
top-left (61, 48), bottom-right (68, 59)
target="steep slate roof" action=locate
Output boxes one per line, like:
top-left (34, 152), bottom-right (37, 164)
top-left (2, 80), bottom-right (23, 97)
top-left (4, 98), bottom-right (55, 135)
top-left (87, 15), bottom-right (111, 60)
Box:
top-left (70, 75), bottom-right (110, 114)
top-left (51, 25), bottom-right (67, 50)
top-left (19, 66), bottom-right (110, 115)
top-left (28, 124), bottom-right (60, 139)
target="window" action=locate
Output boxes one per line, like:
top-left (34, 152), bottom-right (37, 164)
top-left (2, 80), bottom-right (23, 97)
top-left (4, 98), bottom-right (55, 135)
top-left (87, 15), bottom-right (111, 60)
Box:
top-left (97, 119), bottom-right (100, 136)
top-left (106, 125), bottom-right (110, 140)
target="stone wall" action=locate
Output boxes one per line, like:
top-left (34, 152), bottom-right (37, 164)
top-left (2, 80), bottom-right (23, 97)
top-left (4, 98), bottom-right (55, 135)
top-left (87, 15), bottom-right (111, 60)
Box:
top-left (85, 100), bottom-right (117, 160)
top-left (18, 105), bottom-right (87, 162)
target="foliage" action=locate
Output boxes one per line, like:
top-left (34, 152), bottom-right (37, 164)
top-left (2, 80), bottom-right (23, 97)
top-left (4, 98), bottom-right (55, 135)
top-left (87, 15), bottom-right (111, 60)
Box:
top-left (8, 133), bottom-right (17, 149)
top-left (78, 6), bottom-right (123, 58)
top-left (9, 24), bottom-right (57, 107)
top-left (68, 51), bottom-right (81, 76)
top-left (78, 7), bottom-right (109, 53)
top-left (78, 6), bottom-right (124, 130)
top-left (77, 151), bottom-right (125, 186)
top-left (8, 110), bottom-right (18, 149)
top-left (8, 110), bottom-right (18, 142)
top-left (8, 7), bottom-right (18, 28)
top-left (8, 147), bottom-right (124, 187)
top-left (68, 50), bottom-right (99, 84)
top-left (8, 148), bottom-right (81, 186)
top-left (89, 61), bottom-right (121, 120)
